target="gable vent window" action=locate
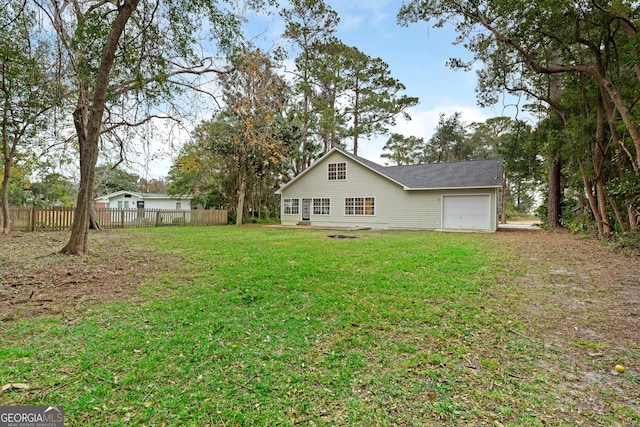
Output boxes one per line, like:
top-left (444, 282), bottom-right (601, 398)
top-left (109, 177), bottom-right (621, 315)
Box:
top-left (328, 162), bottom-right (346, 181)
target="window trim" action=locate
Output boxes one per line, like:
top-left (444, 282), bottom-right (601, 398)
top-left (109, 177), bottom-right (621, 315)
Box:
top-left (344, 196), bottom-right (375, 216)
top-left (327, 162), bottom-right (347, 181)
top-left (312, 197), bottom-right (331, 215)
top-left (283, 198), bottom-right (300, 215)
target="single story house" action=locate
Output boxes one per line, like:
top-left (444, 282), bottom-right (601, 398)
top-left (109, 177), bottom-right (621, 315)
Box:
top-left (275, 147), bottom-right (503, 231)
top-left (95, 191), bottom-right (193, 210)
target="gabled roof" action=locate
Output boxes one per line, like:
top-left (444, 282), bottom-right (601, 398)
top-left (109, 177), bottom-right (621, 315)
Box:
top-left (95, 190), bottom-right (193, 201)
top-left (276, 147), bottom-right (503, 193)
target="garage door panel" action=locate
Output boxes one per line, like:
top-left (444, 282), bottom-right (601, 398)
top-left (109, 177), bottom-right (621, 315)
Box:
top-left (443, 195), bottom-right (491, 230)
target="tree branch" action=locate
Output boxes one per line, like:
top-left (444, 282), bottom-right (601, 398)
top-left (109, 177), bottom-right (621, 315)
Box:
top-left (109, 58), bottom-right (228, 98)
top-left (101, 113), bottom-right (178, 134)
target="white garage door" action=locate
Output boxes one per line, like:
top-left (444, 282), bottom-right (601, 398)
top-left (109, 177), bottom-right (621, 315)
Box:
top-left (443, 195), bottom-right (491, 230)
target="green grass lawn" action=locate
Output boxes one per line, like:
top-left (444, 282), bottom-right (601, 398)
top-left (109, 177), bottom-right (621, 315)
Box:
top-left (0, 227), bottom-right (636, 426)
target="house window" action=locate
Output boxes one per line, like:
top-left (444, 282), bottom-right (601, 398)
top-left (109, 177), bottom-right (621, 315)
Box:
top-left (124, 201), bottom-right (130, 209)
top-left (117, 201), bottom-right (123, 209)
top-left (313, 198), bottom-right (330, 215)
top-left (176, 202), bottom-right (182, 210)
top-left (328, 162), bottom-right (346, 181)
top-left (345, 197), bottom-right (375, 216)
top-left (283, 198), bottom-right (299, 215)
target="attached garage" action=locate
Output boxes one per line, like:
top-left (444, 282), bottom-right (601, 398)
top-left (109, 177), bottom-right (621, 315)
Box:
top-left (442, 194), bottom-right (491, 230)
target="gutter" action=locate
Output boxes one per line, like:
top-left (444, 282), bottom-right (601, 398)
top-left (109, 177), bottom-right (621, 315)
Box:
top-left (404, 185), bottom-right (502, 191)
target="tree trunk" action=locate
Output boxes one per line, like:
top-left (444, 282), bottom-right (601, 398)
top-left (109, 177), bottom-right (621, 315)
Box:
top-left (547, 152), bottom-right (562, 229)
top-left (599, 80), bottom-right (640, 169)
top-left (329, 85), bottom-right (337, 150)
top-left (1, 161), bottom-right (11, 234)
top-left (301, 90), bottom-right (309, 172)
top-left (593, 99), bottom-right (612, 237)
top-left (501, 174), bottom-right (507, 224)
top-left (579, 160), bottom-right (604, 236)
top-left (1, 99), bottom-right (15, 234)
top-left (60, 0), bottom-right (139, 255)
top-left (607, 194), bottom-right (627, 233)
top-left (300, 50), bottom-right (311, 173)
top-left (235, 167), bottom-right (247, 226)
top-left (596, 182), bottom-right (611, 236)
top-left (89, 203), bottom-right (101, 230)
top-left (629, 205), bottom-right (639, 231)
top-left (61, 107), bottom-right (99, 255)
top-left (352, 84), bottom-right (359, 155)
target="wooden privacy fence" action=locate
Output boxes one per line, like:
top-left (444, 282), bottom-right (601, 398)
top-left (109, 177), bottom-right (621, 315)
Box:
top-left (4, 207), bottom-right (228, 232)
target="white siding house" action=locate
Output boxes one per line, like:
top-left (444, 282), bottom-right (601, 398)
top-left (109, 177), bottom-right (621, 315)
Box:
top-left (94, 191), bottom-right (194, 226)
top-left (95, 191), bottom-right (192, 210)
top-left (275, 148), bottom-right (503, 232)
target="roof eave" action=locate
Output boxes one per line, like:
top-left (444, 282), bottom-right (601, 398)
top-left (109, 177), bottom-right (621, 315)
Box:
top-left (144, 195), bottom-right (193, 199)
top-left (276, 147), bottom-right (406, 194)
top-left (94, 191), bottom-right (193, 201)
top-left (275, 148), bottom-right (341, 194)
top-left (337, 149), bottom-right (406, 188)
top-left (405, 185), bottom-right (502, 191)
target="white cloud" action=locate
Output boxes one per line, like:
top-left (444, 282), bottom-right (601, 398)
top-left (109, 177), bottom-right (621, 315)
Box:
top-left (358, 104), bottom-right (490, 165)
top-left (339, 14), bottom-right (366, 32)
top-left (329, 0), bottom-right (394, 33)
top-left (394, 105), bottom-right (489, 141)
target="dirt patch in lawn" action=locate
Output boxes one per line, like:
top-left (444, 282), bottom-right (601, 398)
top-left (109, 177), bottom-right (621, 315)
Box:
top-left (495, 228), bottom-right (639, 347)
top-left (492, 228), bottom-right (640, 421)
top-left (0, 230), bottom-right (180, 321)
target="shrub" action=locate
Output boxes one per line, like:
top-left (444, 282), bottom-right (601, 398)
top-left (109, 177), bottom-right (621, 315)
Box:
top-left (608, 229), bottom-right (640, 255)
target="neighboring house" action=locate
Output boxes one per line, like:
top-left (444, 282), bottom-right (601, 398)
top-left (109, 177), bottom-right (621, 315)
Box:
top-left (95, 191), bottom-right (193, 211)
top-left (276, 147), bottom-right (503, 231)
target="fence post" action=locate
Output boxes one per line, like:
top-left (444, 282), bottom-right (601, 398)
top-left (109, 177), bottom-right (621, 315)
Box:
top-left (30, 206), bottom-right (36, 232)
top-left (155, 210), bottom-right (161, 227)
top-left (120, 210), bottom-right (125, 228)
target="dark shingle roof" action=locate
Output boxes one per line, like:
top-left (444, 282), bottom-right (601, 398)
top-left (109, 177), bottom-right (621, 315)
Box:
top-left (339, 149), bottom-right (503, 189)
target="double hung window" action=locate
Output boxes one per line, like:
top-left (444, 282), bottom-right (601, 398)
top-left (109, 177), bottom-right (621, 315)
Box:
top-left (313, 198), bottom-right (330, 215)
top-left (345, 197), bottom-right (375, 216)
top-left (283, 198), bottom-right (300, 215)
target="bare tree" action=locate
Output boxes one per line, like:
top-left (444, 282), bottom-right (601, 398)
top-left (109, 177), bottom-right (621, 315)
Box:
top-left (1, 3), bottom-right (61, 233)
top-left (36, 0), bottom-right (252, 254)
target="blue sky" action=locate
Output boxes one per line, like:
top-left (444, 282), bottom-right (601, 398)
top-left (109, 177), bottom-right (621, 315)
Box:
top-left (142, 0), bottom-right (525, 178)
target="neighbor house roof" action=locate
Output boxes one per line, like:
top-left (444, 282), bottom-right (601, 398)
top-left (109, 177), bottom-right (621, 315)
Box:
top-left (277, 147), bottom-right (503, 193)
top-left (95, 191), bottom-right (193, 201)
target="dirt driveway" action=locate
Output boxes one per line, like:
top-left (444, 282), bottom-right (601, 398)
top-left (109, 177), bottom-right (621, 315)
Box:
top-left (493, 229), bottom-right (640, 422)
